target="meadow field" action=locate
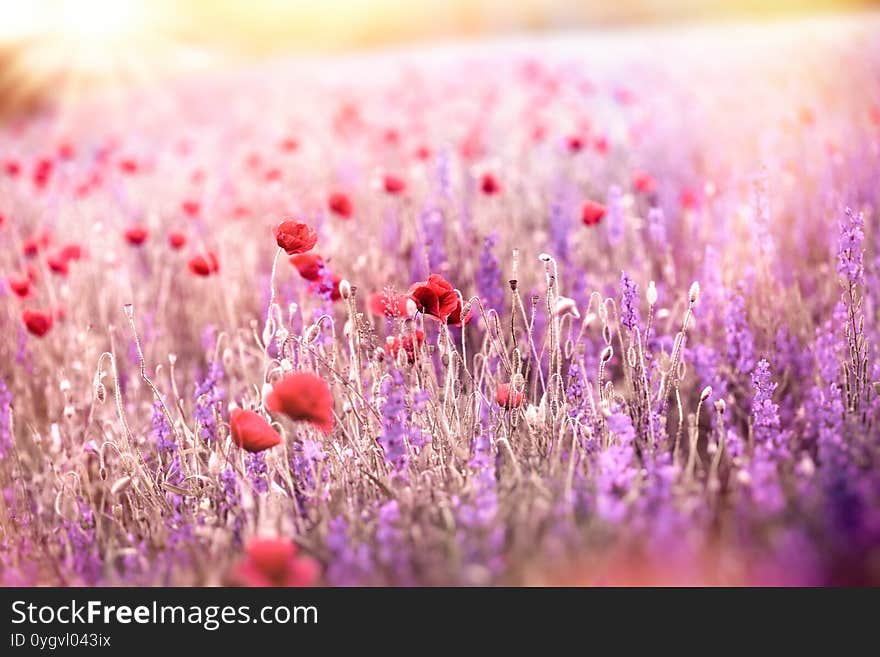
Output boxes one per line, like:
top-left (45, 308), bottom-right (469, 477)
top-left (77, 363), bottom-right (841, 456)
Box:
top-left (1, 15), bottom-right (879, 585)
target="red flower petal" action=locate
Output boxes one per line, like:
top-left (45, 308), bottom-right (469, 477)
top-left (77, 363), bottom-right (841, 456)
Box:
top-left (328, 192), bottom-right (353, 218)
top-left (168, 231), bottom-right (187, 250)
top-left (275, 220), bottom-right (318, 255)
top-left (289, 253), bottom-right (324, 281)
top-left (497, 383), bottom-right (524, 409)
top-left (632, 171), bottom-right (657, 194)
top-left (124, 225), bottom-right (149, 246)
top-left (480, 173), bottom-right (501, 195)
top-left (230, 409), bottom-right (282, 453)
top-left (22, 308), bottom-right (53, 337)
top-left (233, 538), bottom-right (318, 587)
top-left (188, 251), bottom-right (219, 276)
top-left (581, 200), bottom-right (606, 226)
top-left (8, 274), bottom-right (30, 298)
top-left (382, 174), bottom-right (406, 195)
top-left (265, 372), bottom-right (334, 434)
top-left (181, 200), bottom-right (201, 217)
top-left (409, 274), bottom-right (465, 324)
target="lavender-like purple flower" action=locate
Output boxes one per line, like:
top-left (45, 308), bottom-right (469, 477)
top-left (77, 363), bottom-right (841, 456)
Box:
top-left (725, 291), bottom-right (755, 374)
top-left (193, 360), bottom-right (223, 443)
top-left (751, 359), bottom-right (781, 448)
top-left (837, 207), bottom-right (865, 287)
top-left (377, 371), bottom-right (410, 474)
top-left (619, 270), bottom-right (640, 331)
top-left (151, 398), bottom-right (175, 454)
top-left (0, 380), bottom-right (11, 457)
top-left (246, 452), bottom-right (268, 493)
top-left (475, 233), bottom-right (504, 313)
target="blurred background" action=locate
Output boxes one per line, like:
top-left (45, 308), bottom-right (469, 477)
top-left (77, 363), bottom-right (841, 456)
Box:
top-left (0, 0), bottom-right (877, 121)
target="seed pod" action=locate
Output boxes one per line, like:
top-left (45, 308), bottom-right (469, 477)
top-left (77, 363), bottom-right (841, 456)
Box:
top-left (601, 345), bottom-right (613, 363)
top-left (715, 398), bottom-right (726, 414)
top-left (602, 323), bottom-right (612, 345)
top-left (339, 279), bottom-right (352, 300)
top-left (304, 324), bottom-right (321, 343)
top-left (700, 386), bottom-right (712, 402)
top-left (94, 382), bottom-right (106, 404)
top-left (647, 280), bottom-right (658, 306)
top-left (262, 316), bottom-right (276, 347)
top-left (688, 281), bottom-right (701, 305)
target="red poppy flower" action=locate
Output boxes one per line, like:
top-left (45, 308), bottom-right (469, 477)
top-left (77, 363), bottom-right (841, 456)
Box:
top-left (368, 290), bottom-right (415, 318)
top-left (280, 137), bottom-right (299, 152)
top-left (289, 253), bottom-right (324, 281)
top-left (581, 200), bottom-right (606, 226)
top-left (496, 383), bottom-right (524, 409)
top-left (22, 308), bottom-right (53, 337)
top-left (387, 330), bottom-right (425, 364)
top-left (4, 159), bottom-right (21, 177)
top-left (632, 171), bottom-right (657, 194)
top-left (22, 230), bottom-right (51, 258)
top-left (119, 159), bottom-right (138, 174)
top-left (480, 173), bottom-right (501, 195)
top-left (274, 220), bottom-right (318, 255)
top-left (168, 231), bottom-right (187, 250)
top-left (57, 142), bottom-right (75, 160)
top-left (593, 135), bottom-right (609, 154)
top-left (265, 168), bottom-right (282, 182)
top-left (680, 188), bottom-right (699, 210)
top-left (409, 274), bottom-right (466, 326)
top-left (232, 537), bottom-right (319, 587)
top-left (188, 252), bottom-right (220, 276)
top-left (181, 200), bottom-right (200, 217)
top-left (33, 158), bottom-right (53, 188)
top-left (230, 409), bottom-right (282, 453)
top-left (58, 243), bottom-right (83, 262)
top-left (8, 274), bottom-right (30, 298)
top-left (414, 145), bottom-right (432, 160)
top-left (265, 372), bottom-right (334, 434)
top-left (47, 252), bottom-right (69, 276)
top-left (566, 135), bottom-right (585, 152)
top-left (382, 174), bottom-right (406, 195)
top-left (124, 225), bottom-right (149, 246)
top-left (328, 192), bottom-right (353, 218)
